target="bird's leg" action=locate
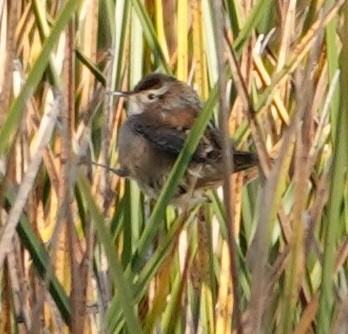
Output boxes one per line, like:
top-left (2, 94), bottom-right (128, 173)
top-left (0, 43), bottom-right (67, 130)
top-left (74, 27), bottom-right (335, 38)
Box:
top-left (90, 161), bottom-right (129, 177)
top-left (182, 165), bottom-right (207, 207)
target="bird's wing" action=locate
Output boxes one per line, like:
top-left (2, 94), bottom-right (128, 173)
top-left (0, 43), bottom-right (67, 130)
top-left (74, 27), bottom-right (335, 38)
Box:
top-left (134, 122), bottom-right (187, 157)
top-left (131, 115), bottom-right (257, 171)
top-left (133, 119), bottom-right (223, 163)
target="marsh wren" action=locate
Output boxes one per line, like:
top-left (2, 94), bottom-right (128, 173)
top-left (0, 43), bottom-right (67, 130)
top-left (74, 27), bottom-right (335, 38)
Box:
top-left (110, 73), bottom-right (257, 207)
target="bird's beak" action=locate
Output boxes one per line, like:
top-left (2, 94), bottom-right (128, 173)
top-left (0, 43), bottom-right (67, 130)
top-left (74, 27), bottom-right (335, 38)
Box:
top-left (107, 90), bottom-right (131, 98)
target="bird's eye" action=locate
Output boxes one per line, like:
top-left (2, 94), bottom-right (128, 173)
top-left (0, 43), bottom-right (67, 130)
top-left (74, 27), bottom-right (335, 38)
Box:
top-left (148, 93), bottom-right (156, 100)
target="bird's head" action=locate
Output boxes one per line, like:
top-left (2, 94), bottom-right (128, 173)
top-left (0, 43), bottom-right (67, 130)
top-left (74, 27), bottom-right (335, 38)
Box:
top-left (109, 73), bottom-right (202, 116)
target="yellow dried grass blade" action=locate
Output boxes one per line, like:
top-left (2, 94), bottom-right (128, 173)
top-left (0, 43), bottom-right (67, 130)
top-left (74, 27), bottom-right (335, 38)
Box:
top-left (177, 0), bottom-right (188, 80)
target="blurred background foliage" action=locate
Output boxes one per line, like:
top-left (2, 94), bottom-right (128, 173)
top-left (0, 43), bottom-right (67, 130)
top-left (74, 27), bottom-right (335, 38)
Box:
top-left (0, 0), bottom-right (347, 333)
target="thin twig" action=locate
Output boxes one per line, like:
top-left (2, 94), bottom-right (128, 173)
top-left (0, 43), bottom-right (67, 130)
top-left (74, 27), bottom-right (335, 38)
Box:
top-left (211, 2), bottom-right (244, 333)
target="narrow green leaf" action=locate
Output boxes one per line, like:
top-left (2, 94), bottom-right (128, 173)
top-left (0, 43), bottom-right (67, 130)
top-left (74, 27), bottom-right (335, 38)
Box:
top-left (130, 0), bottom-right (170, 73)
top-left (77, 175), bottom-right (143, 334)
top-left (318, 2), bottom-right (348, 332)
top-left (233, 0), bottom-right (273, 52)
top-left (6, 188), bottom-right (71, 324)
top-left (0, 0), bottom-right (82, 154)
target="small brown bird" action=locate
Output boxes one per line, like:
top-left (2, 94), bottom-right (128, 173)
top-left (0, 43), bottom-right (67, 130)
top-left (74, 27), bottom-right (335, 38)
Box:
top-left (111, 73), bottom-right (257, 207)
